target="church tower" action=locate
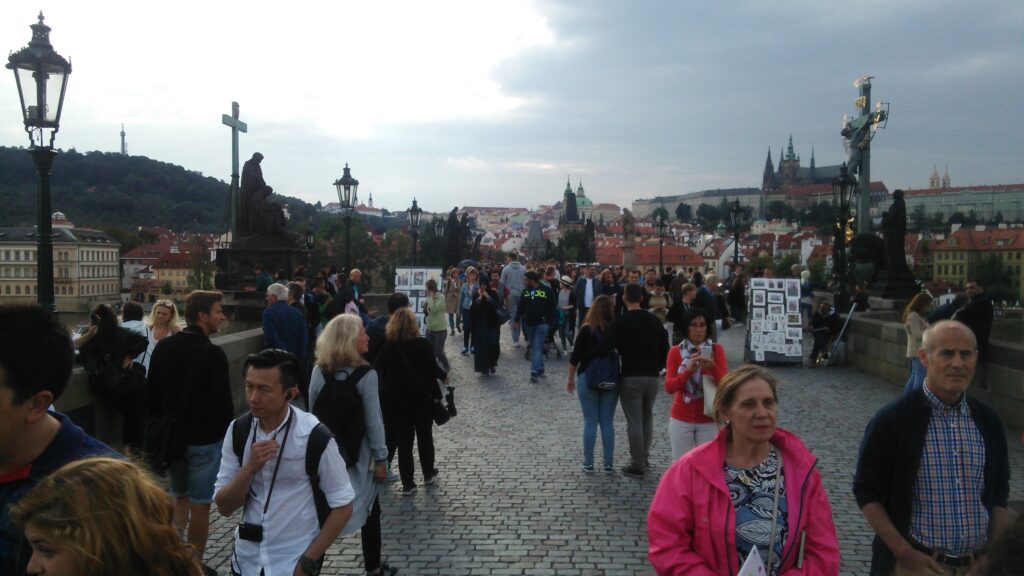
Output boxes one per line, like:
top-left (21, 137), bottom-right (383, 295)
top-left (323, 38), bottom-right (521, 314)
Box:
top-left (120, 123), bottom-right (127, 155)
top-left (563, 176), bottom-right (579, 223)
top-left (367, 190), bottom-right (374, 208)
top-left (942, 166), bottom-right (950, 189)
top-left (929, 165), bottom-right (940, 188)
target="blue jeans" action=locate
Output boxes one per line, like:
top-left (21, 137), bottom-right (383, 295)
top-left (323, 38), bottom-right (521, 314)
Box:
top-left (508, 294), bottom-right (522, 343)
top-left (903, 357), bottom-right (927, 394)
top-left (523, 322), bottom-right (549, 375)
top-left (577, 373), bottom-right (619, 467)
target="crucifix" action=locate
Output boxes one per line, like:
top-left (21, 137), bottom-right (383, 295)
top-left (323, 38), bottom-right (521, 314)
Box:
top-left (222, 101), bottom-right (248, 239)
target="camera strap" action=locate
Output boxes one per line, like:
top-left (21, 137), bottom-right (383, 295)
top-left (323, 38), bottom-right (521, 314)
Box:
top-left (248, 407), bottom-right (294, 519)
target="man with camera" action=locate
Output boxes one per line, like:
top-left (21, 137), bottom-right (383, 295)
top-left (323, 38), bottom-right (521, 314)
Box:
top-left (215, 349), bottom-right (354, 576)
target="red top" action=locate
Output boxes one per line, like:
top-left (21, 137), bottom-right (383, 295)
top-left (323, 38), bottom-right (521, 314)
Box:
top-left (664, 342), bottom-right (728, 423)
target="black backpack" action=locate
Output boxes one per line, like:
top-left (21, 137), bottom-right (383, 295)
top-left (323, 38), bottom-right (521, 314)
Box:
top-left (231, 412), bottom-right (333, 528)
top-left (311, 365), bottom-right (372, 468)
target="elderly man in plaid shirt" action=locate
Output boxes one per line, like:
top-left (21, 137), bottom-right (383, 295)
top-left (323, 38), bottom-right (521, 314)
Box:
top-left (853, 320), bottom-right (1010, 576)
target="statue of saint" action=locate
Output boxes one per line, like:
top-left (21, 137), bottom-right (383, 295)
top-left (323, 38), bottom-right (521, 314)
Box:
top-left (881, 190), bottom-right (910, 276)
top-left (621, 208), bottom-right (637, 239)
top-left (240, 152), bottom-right (268, 236)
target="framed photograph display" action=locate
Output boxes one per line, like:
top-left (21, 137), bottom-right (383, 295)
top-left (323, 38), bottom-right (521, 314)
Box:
top-left (744, 274), bottom-right (804, 365)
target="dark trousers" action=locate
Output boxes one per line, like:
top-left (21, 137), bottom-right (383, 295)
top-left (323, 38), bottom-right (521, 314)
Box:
top-left (112, 389), bottom-right (146, 452)
top-left (360, 495), bottom-right (383, 572)
top-left (397, 412), bottom-right (435, 487)
top-left (810, 331), bottom-right (830, 360)
top-left (462, 308), bottom-right (473, 349)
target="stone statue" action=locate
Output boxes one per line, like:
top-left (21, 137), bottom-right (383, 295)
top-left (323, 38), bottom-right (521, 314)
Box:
top-left (240, 152), bottom-right (268, 236)
top-left (881, 189), bottom-right (911, 276)
top-left (621, 208), bottom-right (637, 239)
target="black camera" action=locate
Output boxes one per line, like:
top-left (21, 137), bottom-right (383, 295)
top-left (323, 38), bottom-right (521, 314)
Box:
top-left (238, 522), bottom-right (263, 542)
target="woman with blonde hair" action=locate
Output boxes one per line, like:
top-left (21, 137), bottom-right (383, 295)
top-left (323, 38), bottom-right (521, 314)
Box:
top-left (649, 365), bottom-right (840, 575)
top-left (144, 299), bottom-right (182, 370)
top-left (901, 292), bottom-right (933, 394)
top-left (444, 266), bottom-right (461, 336)
top-left (11, 457), bottom-right (202, 576)
top-left (375, 308), bottom-right (448, 496)
top-left (308, 314), bottom-right (396, 575)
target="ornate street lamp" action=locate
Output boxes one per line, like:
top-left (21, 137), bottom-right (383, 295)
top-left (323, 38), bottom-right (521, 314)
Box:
top-left (729, 199), bottom-right (746, 277)
top-left (408, 198), bottom-right (422, 266)
top-left (7, 13), bottom-right (71, 311)
top-left (656, 215), bottom-right (668, 274)
top-left (832, 163), bottom-right (856, 311)
top-left (434, 218), bottom-right (445, 239)
top-left (333, 163), bottom-right (358, 272)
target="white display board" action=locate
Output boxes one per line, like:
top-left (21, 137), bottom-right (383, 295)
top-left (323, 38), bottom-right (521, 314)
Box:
top-left (743, 277), bottom-right (803, 364)
top-left (394, 267), bottom-right (444, 332)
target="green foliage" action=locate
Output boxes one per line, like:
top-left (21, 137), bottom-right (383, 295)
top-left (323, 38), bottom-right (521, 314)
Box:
top-left (161, 281), bottom-right (173, 295)
top-left (766, 200), bottom-right (795, 222)
top-left (696, 203), bottom-right (719, 225)
top-left (186, 236), bottom-right (215, 290)
top-left (651, 206), bottom-right (670, 223)
top-left (909, 205), bottom-right (927, 232)
top-left (747, 253), bottom-right (773, 274)
top-left (808, 259), bottom-right (826, 286)
top-left (974, 253), bottom-right (1013, 301)
top-left (675, 202), bottom-right (691, 222)
top-left (773, 254), bottom-right (801, 278)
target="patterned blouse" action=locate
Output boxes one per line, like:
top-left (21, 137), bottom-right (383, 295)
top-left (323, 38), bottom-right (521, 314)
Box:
top-left (724, 447), bottom-right (788, 576)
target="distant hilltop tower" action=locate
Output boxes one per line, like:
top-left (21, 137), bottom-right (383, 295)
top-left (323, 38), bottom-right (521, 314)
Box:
top-left (120, 123), bottom-right (127, 155)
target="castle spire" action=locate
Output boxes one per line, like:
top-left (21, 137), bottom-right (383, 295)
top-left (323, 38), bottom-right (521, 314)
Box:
top-left (929, 165), bottom-right (940, 188)
top-left (942, 165), bottom-right (950, 188)
top-left (810, 146), bottom-right (815, 169)
top-left (785, 134), bottom-right (797, 161)
top-left (120, 123), bottom-right (127, 155)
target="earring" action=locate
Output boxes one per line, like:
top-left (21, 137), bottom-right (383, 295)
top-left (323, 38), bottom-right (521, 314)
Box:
top-left (724, 420), bottom-right (731, 426)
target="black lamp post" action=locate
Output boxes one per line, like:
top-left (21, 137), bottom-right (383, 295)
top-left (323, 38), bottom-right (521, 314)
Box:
top-left (408, 198), bottom-right (422, 266)
top-left (656, 215), bottom-right (668, 274)
top-left (7, 13), bottom-right (71, 312)
top-left (832, 163), bottom-right (856, 311)
top-left (729, 199), bottom-right (745, 277)
top-left (333, 163), bottom-right (358, 273)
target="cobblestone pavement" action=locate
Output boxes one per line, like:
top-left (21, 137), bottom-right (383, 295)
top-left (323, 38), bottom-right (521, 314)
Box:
top-left (203, 323), bottom-right (1023, 575)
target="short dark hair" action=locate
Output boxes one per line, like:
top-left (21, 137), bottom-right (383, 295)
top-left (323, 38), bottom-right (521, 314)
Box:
top-left (286, 282), bottom-right (304, 301)
top-left (184, 291), bottom-right (223, 325)
top-left (692, 272), bottom-right (704, 287)
top-left (967, 278), bottom-right (983, 289)
top-left (680, 307), bottom-right (711, 338)
top-left (121, 301), bottom-right (144, 322)
top-left (243, 349), bottom-right (299, 392)
top-left (0, 305), bottom-right (74, 404)
top-left (386, 292), bottom-right (410, 314)
top-left (623, 283), bottom-right (643, 304)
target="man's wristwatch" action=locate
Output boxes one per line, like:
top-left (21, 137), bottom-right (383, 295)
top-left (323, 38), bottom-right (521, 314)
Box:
top-left (298, 555), bottom-right (320, 576)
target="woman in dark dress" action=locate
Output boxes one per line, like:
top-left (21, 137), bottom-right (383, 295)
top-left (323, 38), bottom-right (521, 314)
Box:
top-left (470, 274), bottom-right (502, 375)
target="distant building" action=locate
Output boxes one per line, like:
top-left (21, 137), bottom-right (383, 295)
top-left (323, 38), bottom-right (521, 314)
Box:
top-left (0, 212), bottom-right (120, 312)
top-left (931, 225), bottom-right (1024, 300)
top-left (903, 183), bottom-right (1024, 223)
top-left (632, 188), bottom-right (761, 220)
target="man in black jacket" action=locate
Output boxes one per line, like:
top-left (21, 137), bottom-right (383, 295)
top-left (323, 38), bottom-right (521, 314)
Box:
top-left (954, 278), bottom-right (994, 362)
top-left (853, 321), bottom-right (1009, 576)
top-left (515, 271), bottom-right (553, 383)
top-left (593, 283), bottom-right (669, 479)
top-left (146, 290), bottom-right (234, 571)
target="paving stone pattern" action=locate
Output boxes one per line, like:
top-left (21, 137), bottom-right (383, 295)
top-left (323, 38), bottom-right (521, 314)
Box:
top-left (203, 322), bottom-right (1023, 575)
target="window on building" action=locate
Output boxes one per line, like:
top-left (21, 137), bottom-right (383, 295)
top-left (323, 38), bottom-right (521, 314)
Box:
top-left (15, 286), bottom-right (20, 295)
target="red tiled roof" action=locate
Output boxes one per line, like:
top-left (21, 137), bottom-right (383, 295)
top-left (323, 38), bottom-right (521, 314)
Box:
top-left (903, 183), bottom-right (1024, 197)
top-left (785, 181), bottom-right (888, 197)
top-left (931, 228), bottom-right (1024, 252)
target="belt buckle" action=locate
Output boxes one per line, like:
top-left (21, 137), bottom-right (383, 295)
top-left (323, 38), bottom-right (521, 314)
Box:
top-left (938, 553), bottom-right (968, 567)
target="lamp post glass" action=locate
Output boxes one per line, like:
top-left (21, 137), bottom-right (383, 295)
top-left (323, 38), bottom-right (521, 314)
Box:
top-left (656, 216), bottom-right (667, 273)
top-left (831, 163), bottom-right (856, 311)
top-left (730, 200), bottom-right (744, 276)
top-left (8, 13), bottom-right (71, 312)
top-left (333, 163), bottom-right (359, 272)
top-left (408, 199), bottom-right (422, 266)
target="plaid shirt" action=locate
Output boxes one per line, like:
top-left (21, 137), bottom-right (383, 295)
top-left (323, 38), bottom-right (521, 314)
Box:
top-left (909, 385), bottom-right (988, 555)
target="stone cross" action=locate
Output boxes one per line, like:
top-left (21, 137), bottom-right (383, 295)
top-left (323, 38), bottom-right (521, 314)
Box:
top-left (222, 102), bottom-right (248, 239)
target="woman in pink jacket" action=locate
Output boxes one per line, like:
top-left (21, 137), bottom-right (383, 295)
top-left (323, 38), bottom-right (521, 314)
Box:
top-left (648, 365), bottom-right (840, 576)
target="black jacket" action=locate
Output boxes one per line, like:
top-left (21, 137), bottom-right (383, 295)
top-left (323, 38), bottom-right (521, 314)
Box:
top-left (954, 293), bottom-right (994, 361)
top-left (375, 338), bottom-right (447, 417)
top-left (516, 284), bottom-right (554, 326)
top-left (146, 327), bottom-right (234, 446)
top-left (589, 308), bottom-right (669, 377)
top-left (852, 387), bottom-right (1009, 575)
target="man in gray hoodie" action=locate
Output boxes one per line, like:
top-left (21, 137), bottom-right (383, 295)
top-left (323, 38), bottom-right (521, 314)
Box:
top-left (499, 252), bottom-right (527, 348)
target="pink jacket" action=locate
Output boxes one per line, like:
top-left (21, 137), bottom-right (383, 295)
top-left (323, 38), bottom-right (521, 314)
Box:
top-left (648, 427), bottom-right (840, 575)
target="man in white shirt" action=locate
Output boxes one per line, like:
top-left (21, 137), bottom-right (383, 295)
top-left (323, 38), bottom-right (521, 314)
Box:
top-left (574, 266), bottom-right (597, 329)
top-left (215, 349), bottom-right (354, 576)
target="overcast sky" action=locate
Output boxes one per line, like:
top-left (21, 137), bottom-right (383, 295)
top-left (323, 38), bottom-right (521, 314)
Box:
top-left (1, 1), bottom-right (1021, 215)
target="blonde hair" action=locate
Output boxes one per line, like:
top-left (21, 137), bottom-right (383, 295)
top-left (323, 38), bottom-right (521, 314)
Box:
top-left (385, 307), bottom-right (420, 341)
top-left (711, 364), bottom-right (780, 425)
top-left (316, 314), bottom-right (368, 373)
top-left (11, 457), bottom-right (201, 576)
top-left (902, 292), bottom-right (933, 323)
top-left (465, 266), bottom-right (478, 279)
top-left (146, 299), bottom-right (180, 329)
top-left (583, 295), bottom-right (614, 334)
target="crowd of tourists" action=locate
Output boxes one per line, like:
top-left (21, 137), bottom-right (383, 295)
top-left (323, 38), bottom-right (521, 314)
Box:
top-left (0, 250), bottom-right (1017, 576)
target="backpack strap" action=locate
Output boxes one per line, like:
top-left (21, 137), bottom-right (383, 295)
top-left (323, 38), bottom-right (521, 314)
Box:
top-left (306, 422), bottom-right (333, 528)
top-left (232, 412), bottom-right (254, 467)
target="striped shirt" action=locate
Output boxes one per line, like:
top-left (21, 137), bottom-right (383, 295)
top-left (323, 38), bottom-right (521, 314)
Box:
top-left (909, 385), bottom-right (988, 555)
